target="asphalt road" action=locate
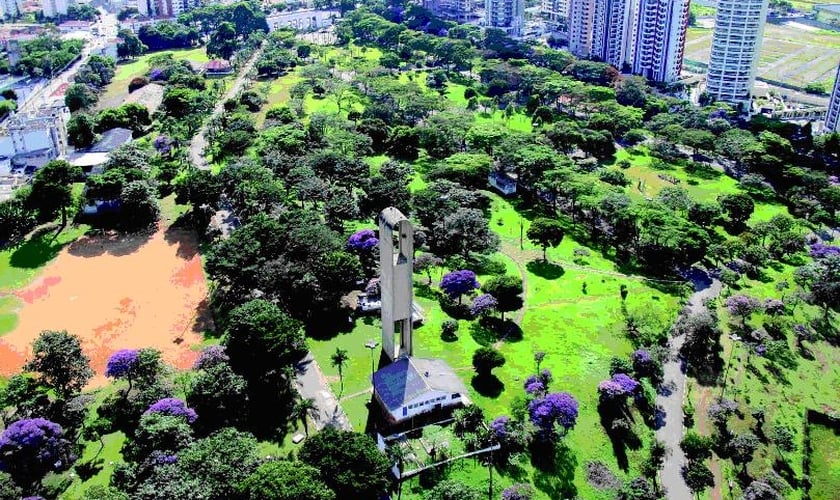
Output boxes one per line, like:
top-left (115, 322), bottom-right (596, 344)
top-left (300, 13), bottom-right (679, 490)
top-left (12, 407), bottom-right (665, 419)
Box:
top-left (294, 352), bottom-right (352, 431)
top-left (656, 270), bottom-right (721, 499)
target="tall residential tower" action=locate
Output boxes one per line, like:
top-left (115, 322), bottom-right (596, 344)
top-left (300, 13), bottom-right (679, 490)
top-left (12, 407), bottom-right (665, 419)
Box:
top-left (705, 0), bottom-right (769, 107)
top-left (632, 0), bottom-right (690, 83)
top-left (486, 0), bottom-right (525, 37)
top-left (825, 63), bottom-right (840, 133)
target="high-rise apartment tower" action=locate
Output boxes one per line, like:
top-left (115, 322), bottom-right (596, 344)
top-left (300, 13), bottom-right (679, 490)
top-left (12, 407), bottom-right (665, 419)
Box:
top-left (486, 0), bottom-right (525, 37)
top-left (632, 0), bottom-right (690, 83)
top-left (705, 0), bottom-right (768, 106)
top-left (825, 63), bottom-right (840, 133)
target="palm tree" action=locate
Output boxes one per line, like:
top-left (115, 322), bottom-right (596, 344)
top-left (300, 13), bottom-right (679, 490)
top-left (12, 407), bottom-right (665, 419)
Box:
top-left (292, 397), bottom-right (316, 437)
top-left (331, 347), bottom-right (349, 397)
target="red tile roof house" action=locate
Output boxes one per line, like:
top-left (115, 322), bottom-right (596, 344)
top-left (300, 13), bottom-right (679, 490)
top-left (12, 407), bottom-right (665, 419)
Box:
top-left (203, 59), bottom-right (233, 76)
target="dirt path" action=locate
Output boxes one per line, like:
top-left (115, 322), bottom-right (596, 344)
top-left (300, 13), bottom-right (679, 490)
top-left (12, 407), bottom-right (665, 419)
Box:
top-left (656, 270), bottom-right (722, 499)
top-left (0, 224), bottom-right (211, 386)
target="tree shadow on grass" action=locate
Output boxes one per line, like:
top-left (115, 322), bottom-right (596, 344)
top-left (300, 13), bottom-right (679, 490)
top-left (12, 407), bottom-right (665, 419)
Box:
top-left (526, 259), bottom-right (565, 280)
top-left (9, 227), bottom-right (71, 269)
top-left (471, 374), bottom-right (504, 398)
top-left (530, 440), bottom-right (578, 499)
top-left (469, 321), bottom-right (496, 346)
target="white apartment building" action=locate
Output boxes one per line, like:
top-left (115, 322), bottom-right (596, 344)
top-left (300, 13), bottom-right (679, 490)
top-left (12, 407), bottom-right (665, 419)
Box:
top-left (568, 0), bottom-right (636, 69)
top-left (0, 104), bottom-right (70, 160)
top-left (486, 0), bottom-right (524, 36)
top-left (568, 0), bottom-right (596, 57)
top-left (592, 0), bottom-right (636, 70)
top-left (705, 0), bottom-right (768, 107)
top-left (541, 0), bottom-right (568, 30)
top-left (137, 0), bottom-right (199, 18)
top-left (423, 0), bottom-right (473, 23)
top-left (825, 64), bottom-right (840, 133)
top-left (41, 0), bottom-right (69, 18)
top-left (632, 0), bottom-right (689, 83)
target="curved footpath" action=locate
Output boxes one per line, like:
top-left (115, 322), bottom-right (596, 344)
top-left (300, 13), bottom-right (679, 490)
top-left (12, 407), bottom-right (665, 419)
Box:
top-left (657, 270), bottom-right (721, 499)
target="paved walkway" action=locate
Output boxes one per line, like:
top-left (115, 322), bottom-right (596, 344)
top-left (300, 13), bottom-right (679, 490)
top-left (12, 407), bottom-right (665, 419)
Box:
top-left (294, 352), bottom-right (352, 431)
top-left (189, 43), bottom-right (265, 170)
top-left (657, 269), bottom-right (721, 499)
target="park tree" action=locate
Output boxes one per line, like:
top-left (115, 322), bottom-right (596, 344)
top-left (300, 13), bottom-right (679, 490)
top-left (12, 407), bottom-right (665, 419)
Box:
top-left (28, 160), bottom-right (82, 225)
top-left (176, 427), bottom-right (260, 499)
top-left (674, 309), bottom-right (723, 384)
top-left (64, 83), bottom-right (98, 111)
top-left (0, 472), bottom-right (22, 500)
top-left (187, 348), bottom-right (248, 433)
top-left (121, 412), bottom-right (194, 463)
top-left (207, 22), bottom-right (238, 60)
top-left (472, 346), bottom-right (506, 377)
top-left (298, 427), bottom-right (391, 498)
top-left (432, 208), bottom-right (500, 259)
top-left (0, 198), bottom-right (36, 244)
top-left (682, 460), bottom-right (714, 499)
top-left (0, 418), bottom-right (74, 489)
top-left (80, 485), bottom-right (129, 500)
top-left (440, 270), bottom-right (480, 304)
top-left (481, 275), bottom-right (524, 321)
top-left (24, 330), bottom-right (92, 399)
top-left (795, 255), bottom-right (840, 318)
top-left (117, 29), bottom-right (147, 59)
top-left (120, 180), bottom-right (160, 230)
top-left (426, 480), bottom-right (484, 500)
top-left (67, 113), bottom-right (98, 148)
top-left (238, 460), bottom-right (336, 500)
top-left (330, 347), bottom-right (349, 397)
top-left (223, 299), bottom-right (307, 380)
top-left (414, 253), bottom-right (442, 285)
top-left (527, 217), bottom-right (565, 260)
top-left (729, 433), bottom-right (760, 472)
top-left (680, 431), bottom-right (713, 460)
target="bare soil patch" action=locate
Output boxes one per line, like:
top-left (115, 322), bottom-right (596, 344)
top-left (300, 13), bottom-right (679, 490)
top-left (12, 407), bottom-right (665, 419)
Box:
top-left (0, 225), bottom-right (211, 386)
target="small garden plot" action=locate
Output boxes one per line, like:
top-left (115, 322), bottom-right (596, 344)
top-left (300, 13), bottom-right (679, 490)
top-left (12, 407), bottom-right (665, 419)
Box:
top-left (805, 413), bottom-right (840, 500)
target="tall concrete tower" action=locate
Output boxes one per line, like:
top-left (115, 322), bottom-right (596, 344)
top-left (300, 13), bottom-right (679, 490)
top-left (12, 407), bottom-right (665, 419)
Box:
top-left (632, 0), bottom-right (690, 83)
top-left (706, 0), bottom-right (769, 108)
top-left (825, 63), bottom-right (840, 133)
top-left (378, 207), bottom-right (414, 361)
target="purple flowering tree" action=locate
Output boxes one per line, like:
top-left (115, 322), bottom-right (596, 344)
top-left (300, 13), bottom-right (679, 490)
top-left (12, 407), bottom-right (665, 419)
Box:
top-left (597, 373), bottom-right (639, 403)
top-left (724, 295), bottom-right (762, 325)
top-left (470, 293), bottom-right (498, 318)
top-left (501, 483), bottom-right (536, 500)
top-left (153, 135), bottom-right (173, 155)
top-left (193, 345), bottom-right (229, 370)
top-left (105, 348), bottom-right (140, 392)
top-left (809, 243), bottom-right (840, 259)
top-left (490, 415), bottom-right (510, 439)
top-left (0, 418), bottom-right (73, 488)
top-left (149, 67), bottom-right (165, 81)
top-left (528, 392), bottom-right (579, 439)
top-left (523, 375), bottom-right (545, 396)
top-left (346, 229), bottom-right (378, 252)
top-left (440, 270), bottom-right (480, 304)
top-left (144, 398), bottom-right (198, 424)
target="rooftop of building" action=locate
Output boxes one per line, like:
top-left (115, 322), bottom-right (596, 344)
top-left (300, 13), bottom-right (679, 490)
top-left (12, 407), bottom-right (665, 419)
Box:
top-left (373, 357), bottom-right (468, 412)
top-left (88, 128), bottom-right (133, 153)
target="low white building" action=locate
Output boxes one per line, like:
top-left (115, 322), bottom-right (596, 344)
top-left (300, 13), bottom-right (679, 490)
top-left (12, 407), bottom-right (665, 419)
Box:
top-left (373, 357), bottom-right (470, 424)
top-left (0, 104), bottom-right (70, 160)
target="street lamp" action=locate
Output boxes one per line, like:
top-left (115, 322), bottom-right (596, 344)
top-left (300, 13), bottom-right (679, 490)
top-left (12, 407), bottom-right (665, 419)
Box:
top-left (364, 339), bottom-right (379, 395)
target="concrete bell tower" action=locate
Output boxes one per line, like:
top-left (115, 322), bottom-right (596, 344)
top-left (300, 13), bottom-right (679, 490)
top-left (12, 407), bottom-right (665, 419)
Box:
top-left (378, 207), bottom-right (414, 361)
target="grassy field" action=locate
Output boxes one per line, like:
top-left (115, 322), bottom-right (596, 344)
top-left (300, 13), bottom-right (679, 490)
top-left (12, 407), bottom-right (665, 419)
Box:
top-left (684, 23), bottom-right (840, 89)
top-left (806, 419), bottom-right (840, 500)
top-left (100, 47), bottom-right (211, 108)
top-left (311, 188), bottom-right (682, 499)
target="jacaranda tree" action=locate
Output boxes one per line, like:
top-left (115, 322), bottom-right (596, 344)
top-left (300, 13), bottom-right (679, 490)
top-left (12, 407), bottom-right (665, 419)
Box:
top-left (0, 418), bottom-right (74, 489)
top-left (440, 269), bottom-right (480, 304)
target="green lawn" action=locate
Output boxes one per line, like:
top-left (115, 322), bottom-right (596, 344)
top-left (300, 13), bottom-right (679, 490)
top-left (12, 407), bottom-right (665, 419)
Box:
top-left (807, 421), bottom-right (840, 500)
top-left (310, 190), bottom-right (681, 499)
top-left (101, 47), bottom-right (212, 105)
top-left (0, 224), bottom-right (88, 292)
